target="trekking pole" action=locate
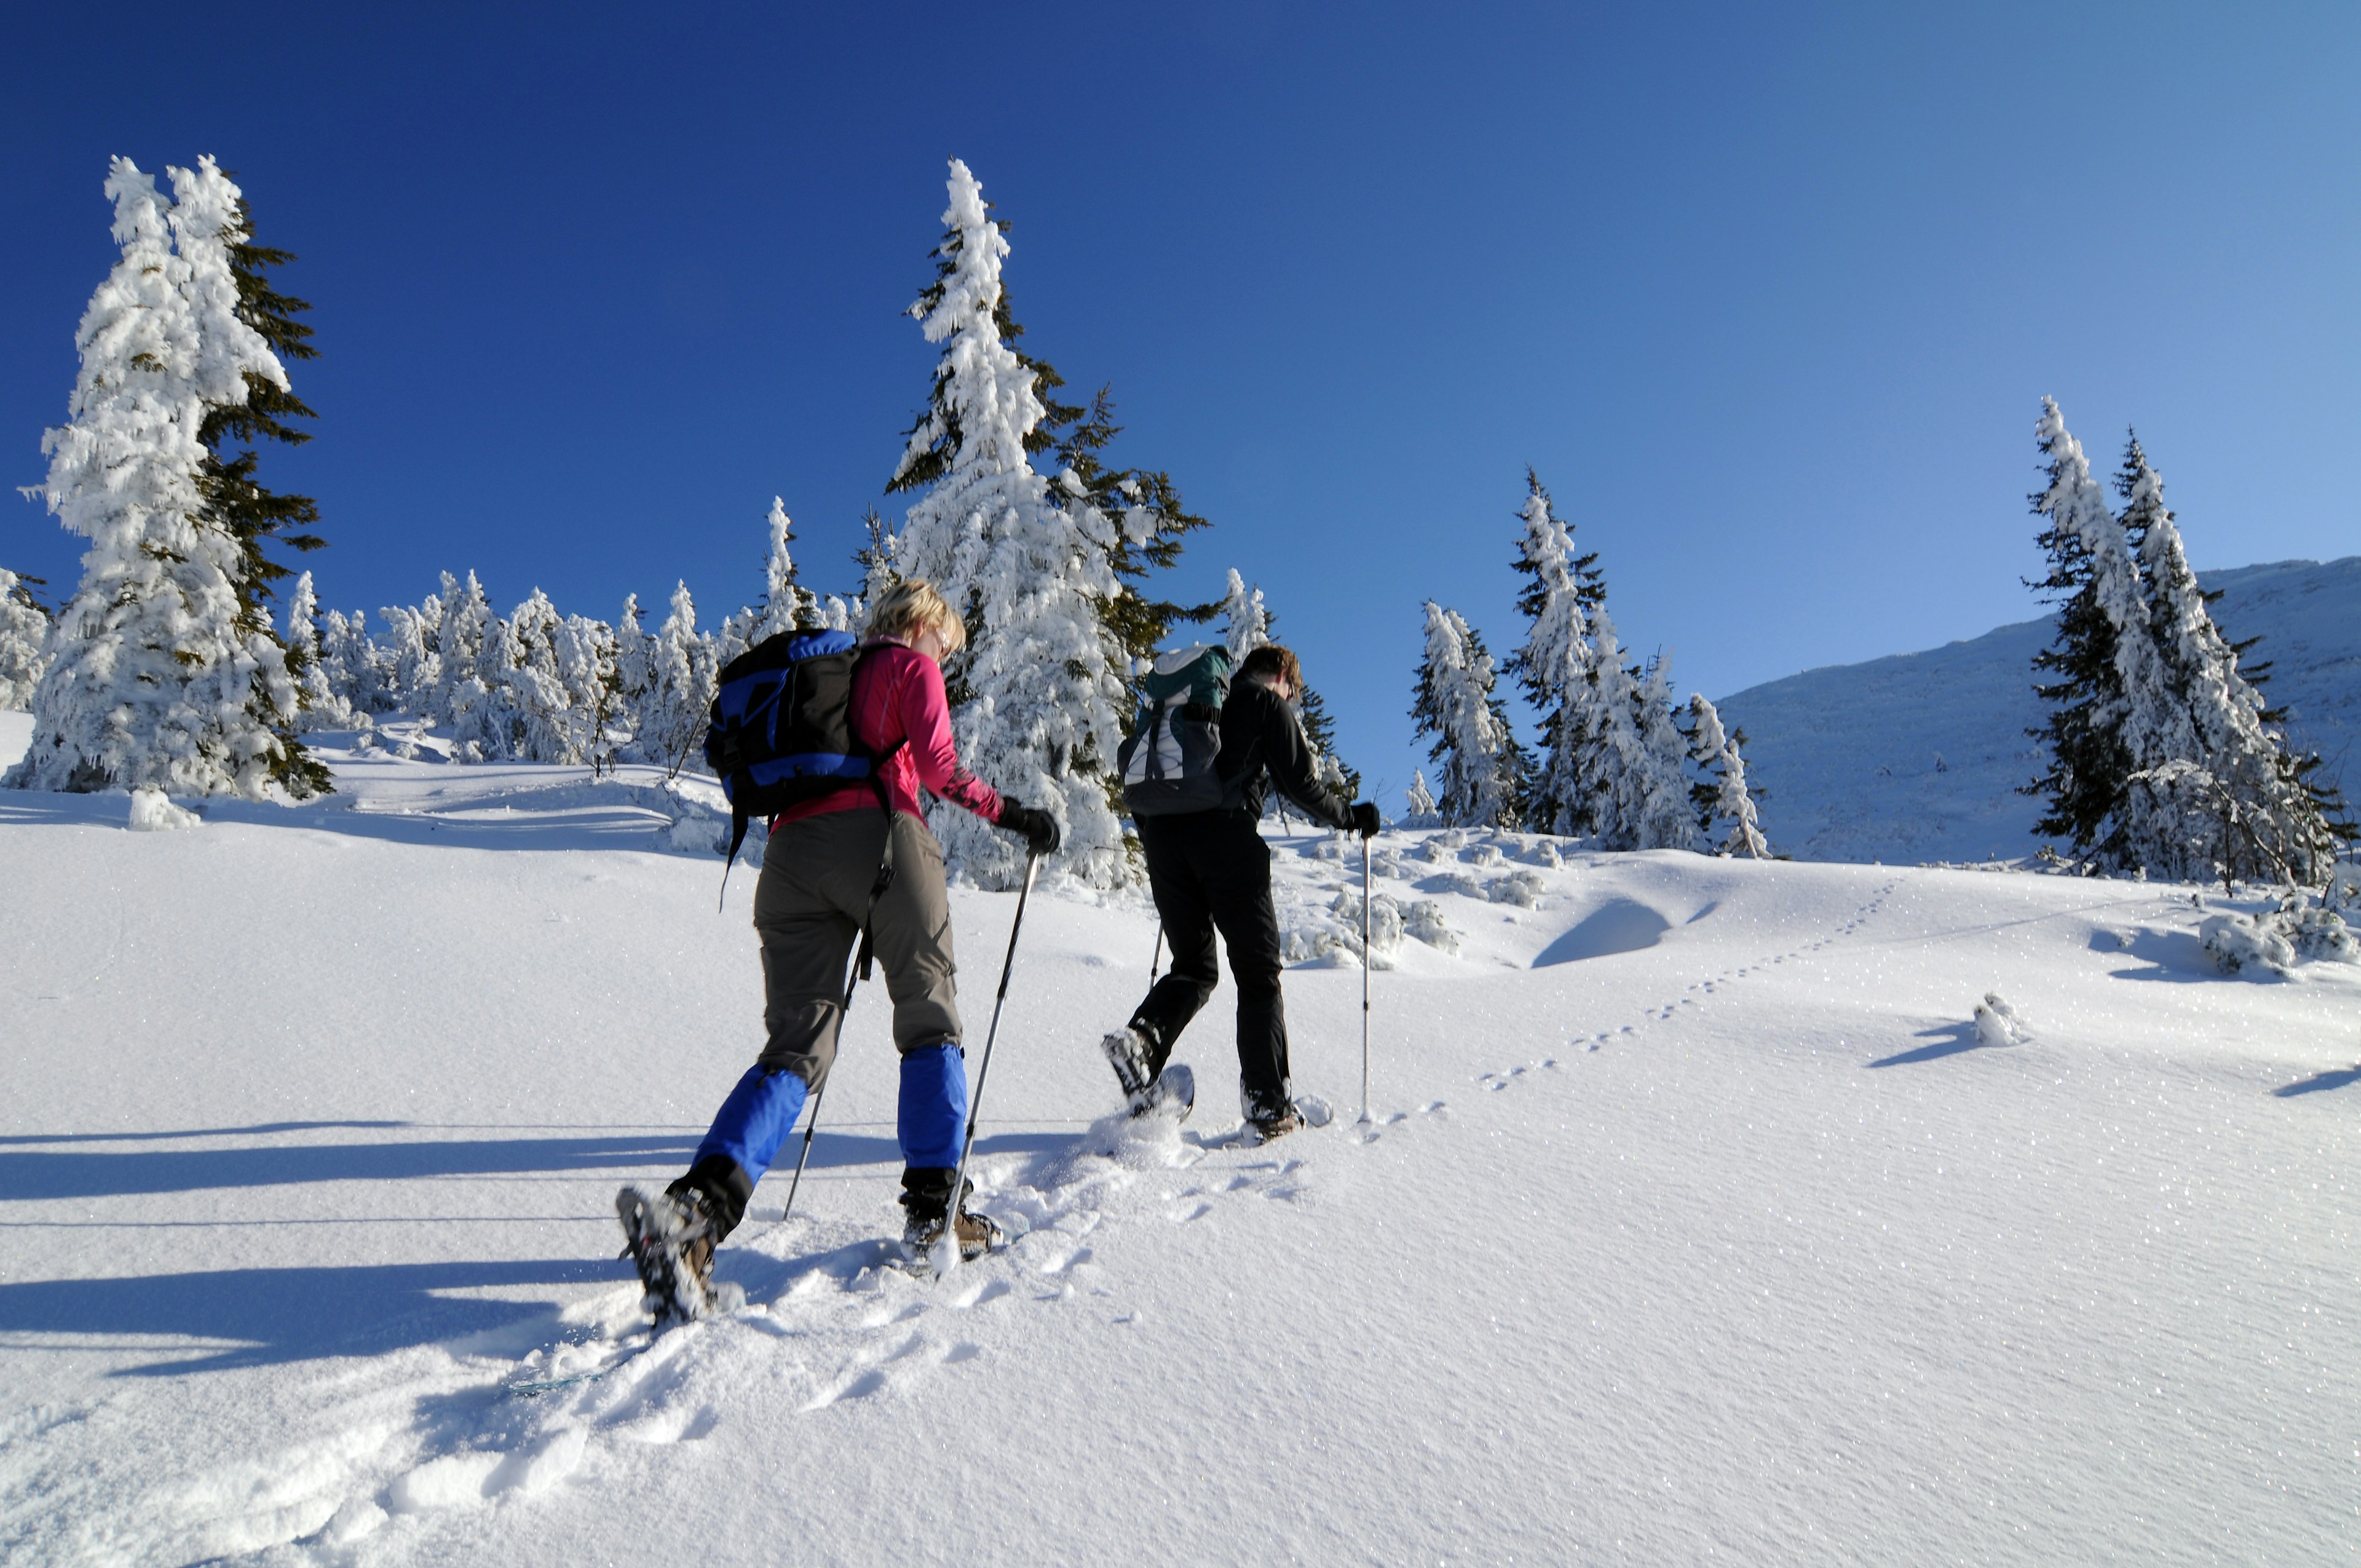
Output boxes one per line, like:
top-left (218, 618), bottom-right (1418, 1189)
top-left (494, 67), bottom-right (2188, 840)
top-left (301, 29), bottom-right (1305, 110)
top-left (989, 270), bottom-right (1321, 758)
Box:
top-left (1149, 926), bottom-right (1163, 981)
top-left (780, 935), bottom-right (869, 1223)
top-left (1358, 833), bottom-right (1374, 1125)
top-left (931, 851), bottom-right (1041, 1276)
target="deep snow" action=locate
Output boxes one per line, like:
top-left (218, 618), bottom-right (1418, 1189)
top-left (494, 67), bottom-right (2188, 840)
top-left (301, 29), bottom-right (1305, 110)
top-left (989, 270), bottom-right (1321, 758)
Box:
top-left (1, 719), bottom-right (2355, 1565)
top-left (1718, 556), bottom-right (2361, 866)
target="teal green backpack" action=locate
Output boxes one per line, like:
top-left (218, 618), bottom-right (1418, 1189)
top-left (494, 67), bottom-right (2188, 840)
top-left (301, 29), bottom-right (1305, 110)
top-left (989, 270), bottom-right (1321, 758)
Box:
top-left (1118, 644), bottom-right (1233, 816)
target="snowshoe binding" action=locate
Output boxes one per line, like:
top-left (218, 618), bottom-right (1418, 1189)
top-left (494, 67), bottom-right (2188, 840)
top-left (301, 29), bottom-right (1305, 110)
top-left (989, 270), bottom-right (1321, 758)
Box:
top-left (615, 1184), bottom-right (718, 1328)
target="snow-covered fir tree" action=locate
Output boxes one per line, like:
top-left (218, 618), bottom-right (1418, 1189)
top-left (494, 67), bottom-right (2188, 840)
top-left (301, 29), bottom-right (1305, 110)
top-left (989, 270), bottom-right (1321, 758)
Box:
top-left (283, 571), bottom-right (354, 731)
top-left (189, 160), bottom-right (330, 793)
top-left (1410, 601), bottom-right (1521, 828)
top-left (610, 594), bottom-right (653, 757)
top-left (718, 498), bottom-right (821, 667)
top-left (1221, 569), bottom-right (1270, 662)
top-left (1575, 609), bottom-right (1699, 851)
top-left (373, 593), bottom-right (442, 718)
top-left (1506, 469), bottom-right (1604, 835)
top-left (427, 571), bottom-right (502, 759)
top-left (7, 158), bottom-right (316, 799)
top-left (2024, 403), bottom-right (2348, 883)
top-left (1683, 694), bottom-right (1767, 857)
top-left (753, 497), bottom-right (817, 643)
top-left (317, 606), bottom-right (390, 718)
top-left (469, 590), bottom-right (616, 766)
top-left (636, 582), bottom-right (717, 777)
top-left (877, 159), bottom-right (1129, 888)
top-left (1404, 769), bottom-right (1437, 823)
top-left (1630, 659), bottom-right (1704, 852)
top-left (553, 612), bottom-right (620, 767)
top-left (2116, 436), bottom-right (2348, 884)
top-left (1, 570), bottom-right (53, 712)
top-left (2023, 399), bottom-right (2178, 860)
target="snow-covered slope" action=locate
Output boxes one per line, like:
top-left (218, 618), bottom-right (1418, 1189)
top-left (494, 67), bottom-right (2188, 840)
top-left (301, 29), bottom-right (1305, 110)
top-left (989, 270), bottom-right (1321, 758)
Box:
top-left (2, 740), bottom-right (2356, 1565)
top-left (1718, 556), bottom-right (2361, 865)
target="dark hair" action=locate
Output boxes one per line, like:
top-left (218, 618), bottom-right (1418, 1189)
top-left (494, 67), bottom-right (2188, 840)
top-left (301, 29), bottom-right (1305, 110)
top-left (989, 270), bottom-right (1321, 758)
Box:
top-left (1236, 644), bottom-right (1301, 691)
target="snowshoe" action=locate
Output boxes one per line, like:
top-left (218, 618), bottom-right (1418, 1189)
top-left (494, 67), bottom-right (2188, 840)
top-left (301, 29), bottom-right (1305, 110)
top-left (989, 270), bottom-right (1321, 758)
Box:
top-left (1132, 1063), bottom-right (1195, 1123)
top-left (615, 1184), bottom-right (717, 1328)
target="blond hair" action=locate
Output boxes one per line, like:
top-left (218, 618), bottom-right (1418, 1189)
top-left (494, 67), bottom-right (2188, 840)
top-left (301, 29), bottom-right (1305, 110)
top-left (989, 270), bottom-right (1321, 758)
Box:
top-left (866, 578), bottom-right (967, 653)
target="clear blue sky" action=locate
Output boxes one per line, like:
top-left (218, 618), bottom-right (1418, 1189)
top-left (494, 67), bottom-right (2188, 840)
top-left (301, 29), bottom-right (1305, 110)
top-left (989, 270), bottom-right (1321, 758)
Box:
top-left (6, 2), bottom-right (2356, 807)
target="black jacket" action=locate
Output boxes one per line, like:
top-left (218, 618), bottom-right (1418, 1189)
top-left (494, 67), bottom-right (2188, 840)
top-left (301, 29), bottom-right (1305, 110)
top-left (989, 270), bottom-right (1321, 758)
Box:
top-left (1216, 679), bottom-right (1355, 831)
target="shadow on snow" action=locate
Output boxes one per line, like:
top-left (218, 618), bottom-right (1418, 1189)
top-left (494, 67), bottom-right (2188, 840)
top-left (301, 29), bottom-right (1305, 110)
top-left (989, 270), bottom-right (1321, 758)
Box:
top-left (1532, 898), bottom-right (1672, 967)
top-left (1866, 1020), bottom-right (1994, 1069)
top-left (2273, 1064), bottom-right (2361, 1098)
top-left (0, 1258), bottom-right (619, 1375)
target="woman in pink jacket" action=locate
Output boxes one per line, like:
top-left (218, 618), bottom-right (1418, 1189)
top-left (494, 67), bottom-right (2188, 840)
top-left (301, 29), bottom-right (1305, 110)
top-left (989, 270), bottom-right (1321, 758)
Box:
top-left (622, 580), bottom-right (1058, 1319)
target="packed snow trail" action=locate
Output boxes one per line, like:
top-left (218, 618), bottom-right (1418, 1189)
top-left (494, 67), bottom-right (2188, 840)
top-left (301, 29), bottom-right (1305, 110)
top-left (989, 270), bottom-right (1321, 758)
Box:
top-left (2, 729), bottom-right (2355, 1564)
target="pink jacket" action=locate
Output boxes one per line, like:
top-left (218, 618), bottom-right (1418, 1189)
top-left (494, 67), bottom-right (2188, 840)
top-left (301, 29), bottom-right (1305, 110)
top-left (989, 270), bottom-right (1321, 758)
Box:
top-left (769, 639), bottom-right (1005, 832)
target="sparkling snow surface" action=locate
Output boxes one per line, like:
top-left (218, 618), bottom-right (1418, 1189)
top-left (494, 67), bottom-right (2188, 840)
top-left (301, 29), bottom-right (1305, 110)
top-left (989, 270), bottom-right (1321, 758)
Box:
top-left (1, 729), bottom-right (2355, 1564)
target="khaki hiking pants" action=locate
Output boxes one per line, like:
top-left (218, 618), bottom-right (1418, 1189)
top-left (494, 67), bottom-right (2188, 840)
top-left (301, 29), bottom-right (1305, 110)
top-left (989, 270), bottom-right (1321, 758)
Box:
top-left (753, 808), bottom-right (960, 1088)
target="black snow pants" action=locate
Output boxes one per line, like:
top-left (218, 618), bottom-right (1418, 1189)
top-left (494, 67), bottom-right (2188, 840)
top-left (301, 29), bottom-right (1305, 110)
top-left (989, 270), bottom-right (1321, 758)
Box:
top-left (1129, 809), bottom-right (1291, 1120)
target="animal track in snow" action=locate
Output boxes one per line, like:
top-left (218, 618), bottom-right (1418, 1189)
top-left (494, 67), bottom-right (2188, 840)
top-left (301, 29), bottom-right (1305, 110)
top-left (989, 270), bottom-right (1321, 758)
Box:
top-left (1489, 879), bottom-right (1903, 1087)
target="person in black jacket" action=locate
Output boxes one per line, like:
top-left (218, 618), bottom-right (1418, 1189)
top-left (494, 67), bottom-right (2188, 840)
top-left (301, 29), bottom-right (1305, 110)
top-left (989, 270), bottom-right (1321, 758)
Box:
top-left (1102, 644), bottom-right (1382, 1141)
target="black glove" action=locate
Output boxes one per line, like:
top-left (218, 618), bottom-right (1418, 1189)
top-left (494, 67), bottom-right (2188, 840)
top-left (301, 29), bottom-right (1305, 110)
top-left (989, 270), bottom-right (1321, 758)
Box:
top-left (1348, 801), bottom-right (1381, 839)
top-left (998, 801), bottom-right (1061, 858)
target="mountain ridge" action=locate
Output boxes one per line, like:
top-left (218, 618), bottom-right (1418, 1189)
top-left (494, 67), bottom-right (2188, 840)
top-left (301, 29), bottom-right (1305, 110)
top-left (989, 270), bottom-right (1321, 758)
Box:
top-left (1715, 556), bottom-right (2361, 865)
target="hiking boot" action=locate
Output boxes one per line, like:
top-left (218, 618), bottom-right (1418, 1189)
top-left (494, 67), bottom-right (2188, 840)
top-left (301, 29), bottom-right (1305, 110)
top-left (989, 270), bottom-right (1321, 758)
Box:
top-left (1100, 1026), bottom-right (1155, 1111)
top-left (1240, 1106), bottom-right (1303, 1147)
top-left (899, 1168), bottom-right (1002, 1262)
top-left (615, 1184), bottom-right (718, 1327)
top-left (901, 1205), bottom-right (1005, 1262)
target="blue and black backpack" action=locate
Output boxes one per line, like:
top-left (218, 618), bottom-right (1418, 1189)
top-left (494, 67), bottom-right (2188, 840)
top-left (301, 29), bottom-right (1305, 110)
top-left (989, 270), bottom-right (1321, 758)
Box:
top-left (703, 628), bottom-right (905, 881)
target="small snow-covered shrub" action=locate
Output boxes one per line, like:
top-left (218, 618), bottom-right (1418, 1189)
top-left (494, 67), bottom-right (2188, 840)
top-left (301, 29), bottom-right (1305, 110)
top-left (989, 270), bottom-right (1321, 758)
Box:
top-left (1404, 900), bottom-right (1460, 956)
top-left (2326, 864), bottom-right (2361, 917)
top-left (1972, 992), bottom-right (2026, 1047)
top-left (1370, 849), bottom-right (1409, 881)
top-left (1466, 844), bottom-right (1504, 868)
top-left (1439, 870), bottom-right (1489, 900)
top-left (127, 788), bottom-right (200, 832)
top-left (1488, 870), bottom-right (1548, 908)
top-left (1282, 889), bottom-right (1403, 969)
top-left (658, 777), bottom-right (766, 863)
top-left (2201, 912), bottom-right (2295, 976)
top-left (1438, 829), bottom-right (1466, 850)
top-left (1524, 839), bottom-right (1564, 869)
top-left (2288, 908), bottom-right (2357, 963)
top-left (2202, 892), bottom-right (2358, 976)
top-left (1415, 837), bottom-right (1450, 864)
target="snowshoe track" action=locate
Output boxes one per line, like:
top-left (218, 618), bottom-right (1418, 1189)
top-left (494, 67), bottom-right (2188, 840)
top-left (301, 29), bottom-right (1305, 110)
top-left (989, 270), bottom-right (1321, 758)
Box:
top-left (112, 1097), bottom-right (1378, 1557)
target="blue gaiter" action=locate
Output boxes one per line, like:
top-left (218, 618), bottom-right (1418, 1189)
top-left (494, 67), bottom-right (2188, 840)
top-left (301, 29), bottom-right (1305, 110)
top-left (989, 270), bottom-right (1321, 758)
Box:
top-left (898, 1044), bottom-right (968, 1169)
top-left (694, 1066), bottom-right (810, 1188)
